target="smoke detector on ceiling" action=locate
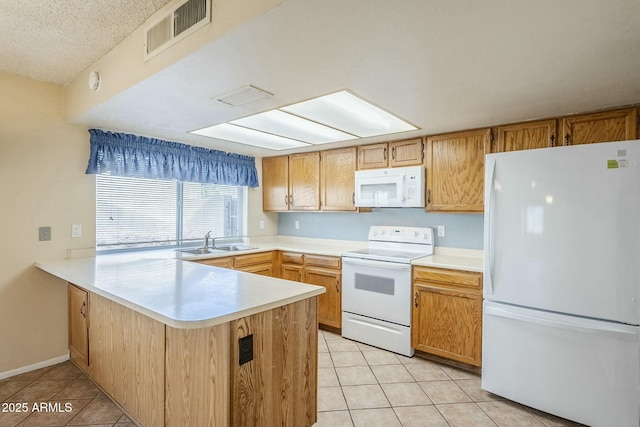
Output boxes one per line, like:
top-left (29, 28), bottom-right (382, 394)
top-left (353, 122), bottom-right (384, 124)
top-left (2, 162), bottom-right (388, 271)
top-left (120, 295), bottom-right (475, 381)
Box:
top-left (214, 85), bottom-right (273, 107)
top-left (88, 71), bottom-right (101, 91)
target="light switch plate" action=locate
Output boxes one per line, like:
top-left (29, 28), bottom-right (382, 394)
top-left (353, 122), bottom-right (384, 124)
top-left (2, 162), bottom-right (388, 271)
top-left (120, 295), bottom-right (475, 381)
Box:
top-left (72, 224), bottom-right (82, 238)
top-left (39, 226), bottom-right (51, 241)
top-left (437, 225), bottom-right (445, 237)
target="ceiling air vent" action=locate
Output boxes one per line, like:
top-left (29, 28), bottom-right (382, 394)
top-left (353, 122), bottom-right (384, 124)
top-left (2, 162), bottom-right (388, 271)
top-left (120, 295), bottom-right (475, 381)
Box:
top-left (144, 0), bottom-right (211, 61)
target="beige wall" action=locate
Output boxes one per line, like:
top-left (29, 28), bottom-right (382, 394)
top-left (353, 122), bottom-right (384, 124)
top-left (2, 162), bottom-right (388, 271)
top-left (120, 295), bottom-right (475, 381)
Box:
top-left (0, 72), bottom-right (95, 374)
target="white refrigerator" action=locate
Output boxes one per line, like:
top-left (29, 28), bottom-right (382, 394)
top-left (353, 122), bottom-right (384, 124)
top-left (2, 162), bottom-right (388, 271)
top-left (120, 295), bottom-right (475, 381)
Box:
top-left (482, 140), bottom-right (640, 427)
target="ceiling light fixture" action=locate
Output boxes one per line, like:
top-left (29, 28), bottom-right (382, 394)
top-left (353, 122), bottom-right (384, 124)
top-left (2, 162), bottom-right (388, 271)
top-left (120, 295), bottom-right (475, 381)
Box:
top-left (191, 123), bottom-right (309, 150)
top-left (231, 110), bottom-right (358, 145)
top-left (191, 89), bottom-right (418, 150)
top-left (281, 90), bottom-right (417, 137)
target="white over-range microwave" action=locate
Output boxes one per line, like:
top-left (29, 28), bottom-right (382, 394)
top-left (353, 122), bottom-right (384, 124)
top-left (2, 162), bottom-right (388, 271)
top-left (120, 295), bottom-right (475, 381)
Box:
top-left (354, 165), bottom-right (425, 208)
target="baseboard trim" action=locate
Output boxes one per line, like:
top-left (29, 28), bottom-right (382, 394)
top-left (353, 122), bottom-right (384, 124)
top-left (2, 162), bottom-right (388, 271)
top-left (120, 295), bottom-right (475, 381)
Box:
top-left (0, 354), bottom-right (70, 380)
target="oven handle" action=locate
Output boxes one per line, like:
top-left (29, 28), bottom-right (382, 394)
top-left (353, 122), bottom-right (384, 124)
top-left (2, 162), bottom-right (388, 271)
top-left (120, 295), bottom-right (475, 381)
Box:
top-left (342, 257), bottom-right (412, 270)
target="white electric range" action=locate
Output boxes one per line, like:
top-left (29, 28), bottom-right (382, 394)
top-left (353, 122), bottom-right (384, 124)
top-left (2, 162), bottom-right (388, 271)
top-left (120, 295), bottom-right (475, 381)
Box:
top-left (341, 226), bottom-right (434, 356)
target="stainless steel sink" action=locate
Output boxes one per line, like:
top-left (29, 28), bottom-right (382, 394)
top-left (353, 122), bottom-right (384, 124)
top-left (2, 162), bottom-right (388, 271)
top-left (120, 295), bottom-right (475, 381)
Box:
top-left (178, 245), bottom-right (256, 255)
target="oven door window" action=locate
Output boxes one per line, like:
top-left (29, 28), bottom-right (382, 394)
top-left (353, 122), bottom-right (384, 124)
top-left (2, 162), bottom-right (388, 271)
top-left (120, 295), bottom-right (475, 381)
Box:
top-left (354, 273), bottom-right (395, 295)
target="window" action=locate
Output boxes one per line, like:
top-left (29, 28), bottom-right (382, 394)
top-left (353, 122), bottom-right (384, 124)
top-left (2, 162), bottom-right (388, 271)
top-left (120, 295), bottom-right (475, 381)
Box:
top-left (96, 175), bottom-right (245, 251)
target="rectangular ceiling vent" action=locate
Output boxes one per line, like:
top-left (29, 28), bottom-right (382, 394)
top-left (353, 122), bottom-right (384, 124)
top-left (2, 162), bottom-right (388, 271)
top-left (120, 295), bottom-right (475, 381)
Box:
top-left (144, 0), bottom-right (211, 61)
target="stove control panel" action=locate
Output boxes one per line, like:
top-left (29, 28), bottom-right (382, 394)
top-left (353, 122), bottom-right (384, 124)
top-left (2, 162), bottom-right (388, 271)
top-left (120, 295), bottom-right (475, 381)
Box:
top-left (369, 226), bottom-right (434, 245)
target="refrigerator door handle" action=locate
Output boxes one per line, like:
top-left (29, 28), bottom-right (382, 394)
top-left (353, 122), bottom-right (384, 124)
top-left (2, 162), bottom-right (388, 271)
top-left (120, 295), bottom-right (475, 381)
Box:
top-left (485, 303), bottom-right (639, 341)
top-left (484, 157), bottom-right (496, 295)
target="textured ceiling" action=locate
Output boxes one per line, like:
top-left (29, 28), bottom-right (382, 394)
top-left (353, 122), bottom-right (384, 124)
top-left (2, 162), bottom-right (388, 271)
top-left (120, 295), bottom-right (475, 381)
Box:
top-left (0, 0), bottom-right (172, 84)
top-left (3, 0), bottom-right (640, 157)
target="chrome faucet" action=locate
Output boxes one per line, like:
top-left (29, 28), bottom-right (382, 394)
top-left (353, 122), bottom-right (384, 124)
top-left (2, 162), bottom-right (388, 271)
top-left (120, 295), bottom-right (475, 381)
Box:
top-left (203, 231), bottom-right (211, 250)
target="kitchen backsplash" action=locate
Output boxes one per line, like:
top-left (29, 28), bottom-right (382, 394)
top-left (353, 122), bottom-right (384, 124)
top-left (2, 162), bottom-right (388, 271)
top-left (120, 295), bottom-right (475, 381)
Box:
top-left (278, 208), bottom-right (483, 249)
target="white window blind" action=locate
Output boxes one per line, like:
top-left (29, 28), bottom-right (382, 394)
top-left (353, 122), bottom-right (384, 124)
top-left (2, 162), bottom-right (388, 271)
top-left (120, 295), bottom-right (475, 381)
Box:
top-left (96, 175), bottom-right (243, 251)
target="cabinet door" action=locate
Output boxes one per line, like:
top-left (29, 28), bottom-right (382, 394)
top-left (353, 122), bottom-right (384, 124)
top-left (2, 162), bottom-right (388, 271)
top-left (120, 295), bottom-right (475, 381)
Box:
top-left (282, 264), bottom-right (303, 282)
top-left (68, 284), bottom-right (89, 372)
top-left (426, 128), bottom-right (489, 212)
top-left (236, 264), bottom-right (273, 276)
top-left (196, 257), bottom-right (234, 269)
top-left (322, 147), bottom-right (357, 211)
top-left (305, 267), bottom-right (341, 329)
top-left (495, 119), bottom-right (557, 152)
top-left (357, 143), bottom-right (388, 169)
top-left (289, 152), bottom-right (320, 210)
top-left (412, 283), bottom-right (482, 366)
top-left (262, 156), bottom-right (289, 211)
top-left (562, 108), bottom-right (637, 145)
top-left (389, 138), bottom-right (424, 167)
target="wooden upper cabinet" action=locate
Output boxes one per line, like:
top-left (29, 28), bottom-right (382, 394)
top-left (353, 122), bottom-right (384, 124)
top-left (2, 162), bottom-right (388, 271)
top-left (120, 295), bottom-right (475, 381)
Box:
top-left (262, 156), bottom-right (289, 211)
top-left (494, 119), bottom-right (558, 152)
top-left (357, 138), bottom-right (424, 169)
top-left (357, 143), bottom-right (388, 169)
top-left (425, 129), bottom-right (489, 213)
top-left (289, 152), bottom-right (320, 210)
top-left (322, 147), bottom-right (357, 211)
top-left (389, 138), bottom-right (424, 167)
top-left (562, 108), bottom-right (637, 146)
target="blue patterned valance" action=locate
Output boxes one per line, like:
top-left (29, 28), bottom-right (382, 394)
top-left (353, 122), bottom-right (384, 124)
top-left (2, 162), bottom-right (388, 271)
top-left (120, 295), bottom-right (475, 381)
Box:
top-left (85, 129), bottom-right (259, 187)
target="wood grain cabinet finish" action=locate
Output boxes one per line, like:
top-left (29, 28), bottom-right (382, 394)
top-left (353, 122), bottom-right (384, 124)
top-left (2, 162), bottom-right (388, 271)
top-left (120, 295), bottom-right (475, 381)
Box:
top-left (262, 156), bottom-right (289, 211)
top-left (389, 138), bottom-right (424, 167)
top-left (412, 267), bottom-right (482, 367)
top-left (68, 284), bottom-right (89, 374)
top-left (90, 293), bottom-right (165, 427)
top-left (277, 252), bottom-right (342, 329)
top-left (494, 119), bottom-right (558, 152)
top-left (197, 256), bottom-right (234, 269)
top-left (234, 251), bottom-right (274, 276)
top-left (425, 129), bottom-right (489, 213)
top-left (562, 108), bottom-right (637, 146)
top-left (289, 152), bottom-right (321, 210)
top-left (230, 298), bottom-right (318, 427)
top-left (322, 147), bottom-right (357, 211)
top-left (357, 138), bottom-right (424, 169)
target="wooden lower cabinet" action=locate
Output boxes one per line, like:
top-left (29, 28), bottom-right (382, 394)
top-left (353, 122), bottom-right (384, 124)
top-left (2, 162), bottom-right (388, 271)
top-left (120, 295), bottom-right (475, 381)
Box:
top-left (412, 267), bottom-right (483, 367)
top-left (89, 293), bottom-right (165, 427)
top-left (305, 266), bottom-right (341, 329)
top-left (71, 286), bottom-right (318, 427)
top-left (194, 251), bottom-right (274, 276)
top-left (278, 252), bottom-right (342, 329)
top-left (68, 284), bottom-right (89, 373)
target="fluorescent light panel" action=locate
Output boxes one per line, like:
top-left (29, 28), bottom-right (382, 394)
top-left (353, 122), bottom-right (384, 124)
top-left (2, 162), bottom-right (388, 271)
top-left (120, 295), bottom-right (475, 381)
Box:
top-left (282, 91), bottom-right (417, 137)
top-left (231, 110), bottom-right (358, 144)
top-left (191, 89), bottom-right (418, 150)
top-left (191, 123), bottom-right (309, 150)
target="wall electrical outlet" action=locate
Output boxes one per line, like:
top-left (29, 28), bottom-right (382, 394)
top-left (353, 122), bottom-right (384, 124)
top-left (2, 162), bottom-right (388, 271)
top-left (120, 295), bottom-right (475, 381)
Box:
top-left (295, 220), bottom-right (300, 230)
top-left (437, 225), bottom-right (446, 237)
top-left (259, 220), bottom-right (265, 230)
top-left (72, 224), bottom-right (82, 238)
top-left (239, 334), bottom-right (254, 365)
top-left (39, 226), bottom-right (51, 241)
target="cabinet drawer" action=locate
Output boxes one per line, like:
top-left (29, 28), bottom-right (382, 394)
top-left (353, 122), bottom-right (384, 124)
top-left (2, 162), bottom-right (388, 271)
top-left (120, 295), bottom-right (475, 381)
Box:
top-left (413, 266), bottom-right (482, 290)
top-left (197, 257), bottom-right (234, 269)
top-left (234, 251), bottom-right (273, 268)
top-left (305, 254), bottom-right (341, 270)
top-left (236, 264), bottom-right (273, 276)
top-left (281, 251), bottom-right (304, 265)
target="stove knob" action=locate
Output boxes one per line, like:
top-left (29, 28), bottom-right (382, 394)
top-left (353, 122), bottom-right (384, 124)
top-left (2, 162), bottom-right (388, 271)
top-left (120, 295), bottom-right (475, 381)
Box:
top-left (414, 231), bottom-right (419, 237)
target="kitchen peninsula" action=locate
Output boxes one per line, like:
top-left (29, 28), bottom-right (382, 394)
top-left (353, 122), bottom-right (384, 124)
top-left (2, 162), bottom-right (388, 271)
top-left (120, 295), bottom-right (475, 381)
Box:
top-left (36, 254), bottom-right (324, 427)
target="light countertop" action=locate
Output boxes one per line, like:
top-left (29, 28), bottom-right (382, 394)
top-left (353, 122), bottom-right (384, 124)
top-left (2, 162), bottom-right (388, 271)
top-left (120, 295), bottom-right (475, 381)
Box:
top-left (37, 236), bottom-right (483, 329)
top-left (36, 255), bottom-right (324, 329)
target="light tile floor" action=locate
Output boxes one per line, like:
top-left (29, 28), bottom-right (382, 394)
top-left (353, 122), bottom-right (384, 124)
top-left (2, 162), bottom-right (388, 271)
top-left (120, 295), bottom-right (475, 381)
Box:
top-left (0, 331), bottom-right (585, 427)
top-left (315, 329), bottom-right (585, 427)
top-left (0, 362), bottom-right (133, 427)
